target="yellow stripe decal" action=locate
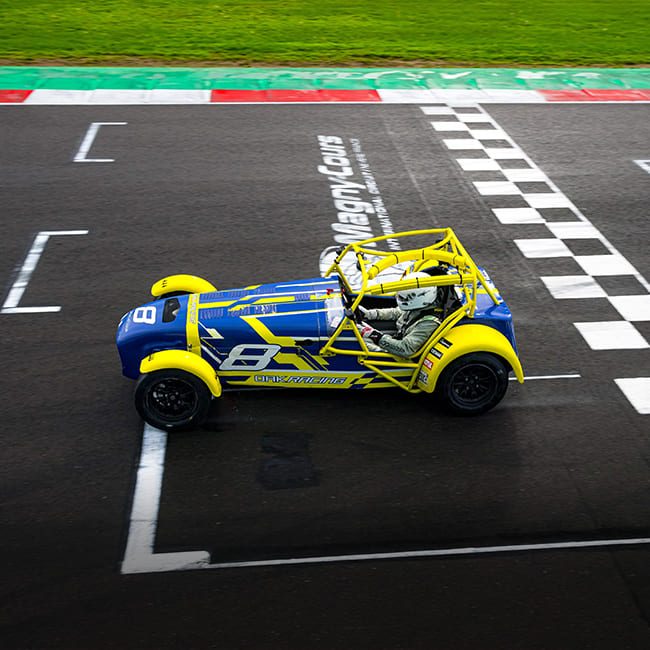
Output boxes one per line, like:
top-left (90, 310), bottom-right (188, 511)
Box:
top-left (186, 293), bottom-right (201, 356)
top-left (253, 296), bottom-right (296, 305)
top-left (199, 300), bottom-right (236, 309)
top-left (241, 316), bottom-right (297, 346)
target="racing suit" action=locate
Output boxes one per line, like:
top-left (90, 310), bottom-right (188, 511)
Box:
top-left (361, 307), bottom-right (441, 357)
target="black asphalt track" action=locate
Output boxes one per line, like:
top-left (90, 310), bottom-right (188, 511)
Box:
top-left (1, 104), bottom-right (649, 649)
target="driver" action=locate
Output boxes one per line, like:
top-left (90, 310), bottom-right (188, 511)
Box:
top-left (355, 272), bottom-right (441, 358)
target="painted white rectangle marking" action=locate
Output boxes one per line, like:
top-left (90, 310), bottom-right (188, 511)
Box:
top-left (484, 147), bottom-right (526, 160)
top-left (574, 321), bottom-right (649, 350)
top-left (443, 138), bottom-right (484, 150)
top-left (501, 168), bottom-right (547, 182)
top-left (633, 160), bottom-right (650, 174)
top-left (456, 113), bottom-right (493, 123)
top-left (1, 230), bottom-right (89, 314)
top-left (523, 193), bottom-right (573, 209)
top-left (378, 89), bottom-right (437, 103)
top-left (615, 378), bottom-right (650, 414)
top-left (148, 89), bottom-right (212, 104)
top-left (429, 90), bottom-right (491, 103)
top-left (420, 106), bottom-right (455, 115)
top-left (514, 238), bottom-right (572, 258)
top-left (25, 89), bottom-right (93, 104)
top-left (74, 122), bottom-right (127, 163)
top-left (545, 222), bottom-right (603, 240)
top-left (88, 89), bottom-right (150, 104)
top-left (608, 295), bottom-right (650, 321)
top-left (492, 207), bottom-right (544, 224)
top-left (473, 181), bottom-right (520, 196)
top-left (541, 276), bottom-right (607, 299)
top-left (431, 121), bottom-right (469, 132)
top-left (479, 89), bottom-right (546, 103)
top-left (456, 158), bottom-right (501, 171)
top-left (468, 128), bottom-right (508, 140)
top-left (575, 254), bottom-right (638, 277)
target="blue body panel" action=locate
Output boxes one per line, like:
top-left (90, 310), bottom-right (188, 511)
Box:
top-left (117, 278), bottom-right (343, 381)
top-left (116, 271), bottom-right (518, 386)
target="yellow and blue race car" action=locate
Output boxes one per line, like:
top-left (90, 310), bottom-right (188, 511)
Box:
top-left (116, 229), bottom-right (523, 431)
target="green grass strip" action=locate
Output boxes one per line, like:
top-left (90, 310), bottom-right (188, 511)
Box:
top-left (2, 0), bottom-right (650, 67)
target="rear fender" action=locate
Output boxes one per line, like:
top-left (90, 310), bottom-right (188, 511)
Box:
top-left (139, 350), bottom-right (222, 397)
top-left (151, 274), bottom-right (217, 298)
top-left (417, 324), bottom-right (523, 393)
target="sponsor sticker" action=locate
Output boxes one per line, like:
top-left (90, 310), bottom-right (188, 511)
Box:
top-left (254, 375), bottom-right (347, 385)
top-left (430, 348), bottom-right (443, 359)
top-left (423, 358), bottom-right (433, 370)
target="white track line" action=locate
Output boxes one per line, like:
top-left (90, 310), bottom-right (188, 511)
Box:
top-left (634, 160), bottom-right (650, 175)
top-left (121, 371), bottom-right (604, 576)
top-left (2, 230), bottom-right (88, 314)
top-left (122, 423), bottom-right (650, 574)
top-left (73, 122), bottom-right (127, 162)
top-left (207, 537), bottom-right (650, 569)
top-left (511, 373), bottom-right (581, 381)
top-left (121, 424), bottom-right (210, 574)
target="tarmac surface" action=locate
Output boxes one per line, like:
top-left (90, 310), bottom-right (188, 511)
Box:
top-left (1, 103), bottom-right (650, 649)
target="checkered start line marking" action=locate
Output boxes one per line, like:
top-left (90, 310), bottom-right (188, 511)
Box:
top-left (421, 104), bottom-right (650, 415)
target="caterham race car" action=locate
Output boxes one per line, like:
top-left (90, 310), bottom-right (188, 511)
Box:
top-left (116, 229), bottom-right (523, 431)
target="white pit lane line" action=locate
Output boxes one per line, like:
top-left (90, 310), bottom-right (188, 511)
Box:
top-left (120, 373), bottom-right (650, 577)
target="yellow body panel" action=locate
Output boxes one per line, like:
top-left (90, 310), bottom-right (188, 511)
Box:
top-left (416, 324), bottom-right (524, 394)
top-left (139, 350), bottom-right (222, 397)
top-left (186, 293), bottom-right (201, 356)
top-left (151, 274), bottom-right (217, 298)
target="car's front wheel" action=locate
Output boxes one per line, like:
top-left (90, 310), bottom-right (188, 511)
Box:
top-left (435, 353), bottom-right (509, 416)
top-left (134, 369), bottom-right (211, 431)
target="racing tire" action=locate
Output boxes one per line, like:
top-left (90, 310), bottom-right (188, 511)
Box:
top-left (134, 369), bottom-right (211, 431)
top-left (435, 353), bottom-right (509, 416)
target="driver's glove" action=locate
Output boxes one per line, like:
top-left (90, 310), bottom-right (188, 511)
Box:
top-left (344, 305), bottom-right (370, 320)
top-left (358, 322), bottom-right (383, 345)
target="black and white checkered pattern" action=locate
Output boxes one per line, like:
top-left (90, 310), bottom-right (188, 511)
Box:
top-left (422, 104), bottom-right (650, 414)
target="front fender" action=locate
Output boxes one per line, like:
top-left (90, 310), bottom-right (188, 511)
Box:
top-left (139, 350), bottom-right (222, 397)
top-left (417, 324), bottom-right (523, 393)
top-left (151, 274), bottom-right (217, 298)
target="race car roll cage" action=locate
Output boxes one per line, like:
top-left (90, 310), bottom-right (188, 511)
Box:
top-left (320, 228), bottom-right (502, 393)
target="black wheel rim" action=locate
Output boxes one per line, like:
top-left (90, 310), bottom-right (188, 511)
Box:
top-left (146, 378), bottom-right (198, 422)
top-left (449, 363), bottom-right (499, 408)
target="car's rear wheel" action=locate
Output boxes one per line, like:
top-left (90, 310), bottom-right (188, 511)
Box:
top-left (436, 353), bottom-right (509, 416)
top-left (135, 369), bottom-right (211, 431)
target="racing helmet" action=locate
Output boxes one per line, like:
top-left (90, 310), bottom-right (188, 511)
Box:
top-left (396, 272), bottom-right (438, 311)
